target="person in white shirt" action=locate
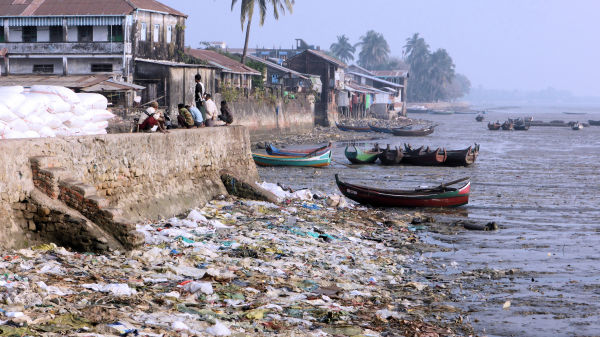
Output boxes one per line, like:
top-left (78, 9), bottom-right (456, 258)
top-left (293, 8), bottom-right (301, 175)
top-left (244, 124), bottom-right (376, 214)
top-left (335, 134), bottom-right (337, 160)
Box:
top-left (138, 101), bottom-right (168, 133)
top-left (203, 93), bottom-right (219, 127)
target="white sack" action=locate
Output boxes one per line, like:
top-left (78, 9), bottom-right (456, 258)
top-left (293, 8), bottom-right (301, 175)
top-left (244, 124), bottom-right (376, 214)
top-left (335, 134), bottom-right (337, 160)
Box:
top-left (0, 104), bottom-right (19, 122)
top-left (0, 86), bottom-right (24, 94)
top-left (13, 99), bottom-right (42, 119)
top-left (77, 93), bottom-right (108, 110)
top-left (88, 109), bottom-right (115, 122)
top-left (8, 119), bottom-right (29, 133)
top-left (0, 93), bottom-right (26, 111)
top-left (30, 85), bottom-right (80, 104)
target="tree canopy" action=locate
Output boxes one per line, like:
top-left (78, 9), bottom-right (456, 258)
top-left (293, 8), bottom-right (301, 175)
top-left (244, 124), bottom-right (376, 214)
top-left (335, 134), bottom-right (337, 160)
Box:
top-left (330, 35), bottom-right (355, 63)
top-left (356, 30), bottom-right (390, 69)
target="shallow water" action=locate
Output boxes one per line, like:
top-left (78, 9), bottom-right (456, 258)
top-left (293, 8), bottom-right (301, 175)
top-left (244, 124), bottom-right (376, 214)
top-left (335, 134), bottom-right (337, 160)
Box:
top-left (257, 105), bottom-right (600, 336)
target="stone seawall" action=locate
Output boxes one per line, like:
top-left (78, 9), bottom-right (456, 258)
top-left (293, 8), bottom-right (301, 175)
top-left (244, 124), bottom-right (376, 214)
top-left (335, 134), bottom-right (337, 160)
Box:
top-left (226, 96), bottom-right (315, 136)
top-left (0, 126), bottom-right (257, 250)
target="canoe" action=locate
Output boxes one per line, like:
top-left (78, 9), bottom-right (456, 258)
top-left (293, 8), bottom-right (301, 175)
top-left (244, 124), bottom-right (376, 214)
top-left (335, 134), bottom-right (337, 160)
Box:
top-left (266, 142), bottom-right (332, 157)
top-left (572, 123), bottom-right (583, 130)
top-left (501, 121), bottom-right (514, 130)
top-left (407, 107), bottom-right (429, 114)
top-left (445, 144), bottom-right (480, 166)
top-left (252, 151), bottom-right (331, 167)
top-left (563, 112), bottom-right (587, 115)
top-left (344, 145), bottom-right (381, 164)
top-left (589, 120), bottom-right (600, 126)
top-left (487, 122), bottom-right (501, 130)
top-left (402, 148), bottom-right (447, 166)
top-left (335, 174), bottom-right (471, 208)
top-left (454, 111), bottom-right (478, 115)
top-left (335, 122), bottom-right (372, 132)
top-left (368, 124), bottom-right (394, 133)
top-left (378, 144), bottom-right (404, 165)
top-left (475, 115), bottom-right (484, 122)
top-left (428, 110), bottom-right (454, 115)
top-left (513, 123), bottom-right (530, 131)
top-left (392, 126), bottom-right (435, 137)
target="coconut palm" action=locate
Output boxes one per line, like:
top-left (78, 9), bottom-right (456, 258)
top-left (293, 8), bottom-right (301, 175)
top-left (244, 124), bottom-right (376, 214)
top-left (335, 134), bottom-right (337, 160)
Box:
top-left (356, 30), bottom-right (390, 69)
top-left (427, 48), bottom-right (455, 100)
top-left (330, 35), bottom-right (355, 63)
top-left (231, 0), bottom-right (294, 64)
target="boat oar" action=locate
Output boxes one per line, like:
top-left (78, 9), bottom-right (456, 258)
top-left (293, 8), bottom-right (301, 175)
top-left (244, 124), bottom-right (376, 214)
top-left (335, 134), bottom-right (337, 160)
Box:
top-left (438, 176), bottom-right (470, 188)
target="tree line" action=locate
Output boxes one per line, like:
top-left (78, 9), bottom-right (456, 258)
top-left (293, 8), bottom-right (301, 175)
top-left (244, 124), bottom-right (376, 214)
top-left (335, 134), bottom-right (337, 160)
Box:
top-left (330, 32), bottom-right (470, 102)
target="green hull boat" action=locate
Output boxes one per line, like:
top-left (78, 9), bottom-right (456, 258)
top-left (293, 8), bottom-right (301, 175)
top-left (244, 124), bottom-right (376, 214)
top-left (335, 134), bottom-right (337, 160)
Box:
top-left (252, 150), bottom-right (332, 167)
top-left (344, 145), bottom-right (381, 164)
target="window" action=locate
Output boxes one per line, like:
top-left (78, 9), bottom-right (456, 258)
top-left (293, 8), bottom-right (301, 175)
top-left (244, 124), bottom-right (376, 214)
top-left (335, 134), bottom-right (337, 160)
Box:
top-left (110, 25), bottom-right (123, 42)
top-left (77, 26), bottom-right (92, 42)
top-left (166, 25), bottom-right (172, 43)
top-left (140, 22), bottom-right (147, 41)
top-left (49, 26), bottom-right (62, 42)
top-left (153, 24), bottom-right (160, 42)
top-left (33, 64), bottom-right (54, 73)
top-left (22, 26), bottom-right (37, 42)
top-left (91, 64), bottom-right (113, 72)
top-left (0, 27), bottom-right (4, 42)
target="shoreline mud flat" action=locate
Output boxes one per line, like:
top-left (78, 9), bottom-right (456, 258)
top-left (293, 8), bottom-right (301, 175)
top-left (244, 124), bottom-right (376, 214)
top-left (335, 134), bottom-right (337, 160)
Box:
top-left (0, 194), bottom-right (476, 336)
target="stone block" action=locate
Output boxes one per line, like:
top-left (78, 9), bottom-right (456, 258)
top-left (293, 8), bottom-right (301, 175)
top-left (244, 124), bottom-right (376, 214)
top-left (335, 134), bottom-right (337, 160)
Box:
top-left (28, 220), bottom-right (36, 231)
top-left (72, 184), bottom-right (98, 198)
top-left (86, 195), bottom-right (110, 209)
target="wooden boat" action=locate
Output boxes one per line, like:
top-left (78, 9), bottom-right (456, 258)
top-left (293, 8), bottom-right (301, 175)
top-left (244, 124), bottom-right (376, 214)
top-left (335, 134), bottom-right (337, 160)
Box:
top-left (454, 111), bottom-right (478, 115)
top-left (513, 123), bottom-right (530, 131)
top-left (571, 122), bottom-right (584, 130)
top-left (378, 144), bottom-right (404, 165)
top-left (589, 120), bottom-right (600, 126)
top-left (563, 112), bottom-right (587, 115)
top-left (407, 107), bottom-right (429, 114)
top-left (445, 144), bottom-right (480, 166)
top-left (335, 174), bottom-right (471, 208)
top-left (402, 148), bottom-right (447, 166)
top-left (428, 110), bottom-right (454, 115)
top-left (335, 122), bottom-right (372, 132)
top-left (344, 145), bottom-right (381, 164)
top-left (403, 144), bottom-right (426, 156)
top-left (488, 122), bottom-right (501, 130)
top-left (252, 151), bottom-right (331, 167)
top-left (391, 125), bottom-right (435, 137)
top-left (501, 121), bottom-right (514, 130)
top-left (267, 142), bottom-right (332, 157)
top-left (368, 124), bottom-right (394, 133)
top-left (475, 115), bottom-right (484, 122)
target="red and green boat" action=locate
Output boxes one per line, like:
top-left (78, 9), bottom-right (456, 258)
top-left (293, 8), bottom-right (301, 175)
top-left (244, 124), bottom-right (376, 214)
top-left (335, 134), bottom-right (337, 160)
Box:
top-left (335, 175), bottom-right (470, 207)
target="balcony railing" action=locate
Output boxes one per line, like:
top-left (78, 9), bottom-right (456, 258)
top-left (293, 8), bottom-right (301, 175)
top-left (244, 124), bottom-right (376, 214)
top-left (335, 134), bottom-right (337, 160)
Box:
top-left (0, 42), bottom-right (131, 55)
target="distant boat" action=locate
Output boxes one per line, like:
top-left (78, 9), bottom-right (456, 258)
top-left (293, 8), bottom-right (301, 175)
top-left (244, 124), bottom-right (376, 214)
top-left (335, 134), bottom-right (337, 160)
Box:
top-left (344, 145), bottom-right (381, 164)
top-left (407, 106), bottom-right (429, 114)
top-left (252, 151), bottom-right (332, 167)
top-left (428, 109), bottom-right (454, 115)
top-left (571, 122), bottom-right (584, 130)
top-left (563, 112), bottom-right (587, 115)
top-left (368, 124), bottom-right (394, 134)
top-left (501, 121), bottom-right (514, 130)
top-left (454, 111), bottom-right (478, 115)
top-left (476, 115), bottom-right (484, 122)
top-left (488, 122), bottom-right (501, 130)
top-left (588, 120), bottom-right (600, 126)
top-left (266, 143), bottom-right (332, 156)
top-left (335, 122), bottom-right (372, 132)
top-left (392, 125), bottom-right (435, 137)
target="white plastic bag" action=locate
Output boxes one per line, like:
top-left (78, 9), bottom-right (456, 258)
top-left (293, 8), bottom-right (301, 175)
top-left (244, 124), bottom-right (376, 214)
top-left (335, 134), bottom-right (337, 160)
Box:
top-left (0, 86), bottom-right (24, 94)
top-left (0, 104), bottom-right (19, 122)
top-left (77, 93), bottom-right (108, 110)
top-left (0, 93), bottom-right (26, 111)
top-left (30, 85), bottom-right (80, 104)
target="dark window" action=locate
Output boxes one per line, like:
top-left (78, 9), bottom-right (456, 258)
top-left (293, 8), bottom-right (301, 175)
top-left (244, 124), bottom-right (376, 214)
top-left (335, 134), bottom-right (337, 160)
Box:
top-left (78, 26), bottom-right (93, 42)
top-left (33, 64), bottom-right (54, 73)
top-left (91, 64), bottom-right (113, 72)
top-left (110, 25), bottom-right (123, 42)
top-left (0, 27), bottom-right (4, 42)
top-left (49, 26), bottom-right (63, 42)
top-left (22, 26), bottom-right (37, 42)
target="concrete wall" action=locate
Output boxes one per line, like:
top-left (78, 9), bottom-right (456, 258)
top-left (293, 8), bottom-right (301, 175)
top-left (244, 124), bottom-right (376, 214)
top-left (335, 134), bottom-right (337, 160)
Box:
top-left (68, 57), bottom-right (122, 74)
top-left (0, 126), bottom-right (257, 250)
top-left (225, 95), bottom-right (315, 135)
top-left (8, 58), bottom-right (63, 74)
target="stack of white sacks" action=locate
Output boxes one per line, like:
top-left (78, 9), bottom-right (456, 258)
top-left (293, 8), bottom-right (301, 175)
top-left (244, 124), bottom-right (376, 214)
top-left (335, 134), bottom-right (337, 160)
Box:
top-left (0, 85), bottom-right (115, 139)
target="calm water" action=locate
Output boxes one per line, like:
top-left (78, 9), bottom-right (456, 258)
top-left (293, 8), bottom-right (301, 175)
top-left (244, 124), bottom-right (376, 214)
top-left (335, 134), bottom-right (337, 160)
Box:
top-left (258, 105), bottom-right (600, 336)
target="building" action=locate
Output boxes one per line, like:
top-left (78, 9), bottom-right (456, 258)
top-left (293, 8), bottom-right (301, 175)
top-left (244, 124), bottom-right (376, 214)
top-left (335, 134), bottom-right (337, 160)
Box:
top-left (245, 54), bottom-right (312, 92)
top-left (184, 48), bottom-right (261, 92)
top-left (371, 69), bottom-right (409, 116)
top-left (0, 0), bottom-right (189, 107)
top-left (284, 49), bottom-right (346, 126)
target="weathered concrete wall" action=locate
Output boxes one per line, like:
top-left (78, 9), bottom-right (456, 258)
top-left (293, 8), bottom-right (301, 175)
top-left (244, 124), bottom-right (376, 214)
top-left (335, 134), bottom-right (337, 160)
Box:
top-left (0, 126), bottom-right (257, 250)
top-left (225, 95), bottom-right (315, 136)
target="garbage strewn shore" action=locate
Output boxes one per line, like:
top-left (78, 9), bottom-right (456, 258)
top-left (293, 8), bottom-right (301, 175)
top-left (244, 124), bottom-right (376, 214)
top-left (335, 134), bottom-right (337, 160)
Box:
top-left (0, 194), bottom-right (474, 336)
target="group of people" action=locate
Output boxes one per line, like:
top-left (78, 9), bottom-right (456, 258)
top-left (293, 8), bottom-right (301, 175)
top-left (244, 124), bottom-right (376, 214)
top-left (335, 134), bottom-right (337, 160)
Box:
top-left (137, 74), bottom-right (233, 132)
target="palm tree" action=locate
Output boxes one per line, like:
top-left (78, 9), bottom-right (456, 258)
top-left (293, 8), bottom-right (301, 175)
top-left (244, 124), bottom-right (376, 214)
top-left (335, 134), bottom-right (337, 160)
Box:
top-left (355, 30), bottom-right (390, 69)
top-left (231, 0), bottom-right (294, 64)
top-left (403, 33), bottom-right (431, 101)
top-left (427, 49), bottom-right (455, 100)
top-left (330, 35), bottom-right (355, 63)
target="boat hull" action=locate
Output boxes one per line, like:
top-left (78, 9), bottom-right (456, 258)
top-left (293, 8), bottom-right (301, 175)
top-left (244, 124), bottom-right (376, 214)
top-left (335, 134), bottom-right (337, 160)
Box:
top-left (336, 122), bottom-right (372, 132)
top-left (368, 124), bottom-right (394, 133)
top-left (335, 175), bottom-right (470, 208)
top-left (445, 145), bottom-right (479, 166)
top-left (266, 143), bottom-right (332, 156)
top-left (392, 127), bottom-right (435, 137)
top-left (344, 146), bottom-right (380, 164)
top-left (252, 151), bottom-right (332, 167)
top-left (402, 149), bottom-right (447, 166)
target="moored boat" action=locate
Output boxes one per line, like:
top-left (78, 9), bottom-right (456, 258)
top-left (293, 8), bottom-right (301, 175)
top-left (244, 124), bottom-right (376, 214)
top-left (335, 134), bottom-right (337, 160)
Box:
top-left (488, 122), bottom-right (501, 130)
top-left (378, 144), bottom-right (404, 165)
top-left (572, 122), bottom-right (584, 130)
top-left (589, 120), bottom-right (600, 126)
top-left (428, 110), bottom-right (454, 115)
top-left (407, 106), bottom-right (429, 114)
top-left (252, 151), bottom-right (332, 167)
top-left (475, 115), bottom-right (484, 122)
top-left (266, 143), bottom-right (332, 157)
top-left (445, 144), bottom-right (480, 166)
top-left (368, 124), bottom-right (394, 133)
top-left (501, 121), bottom-right (514, 130)
top-left (344, 145), bottom-right (381, 164)
top-left (335, 174), bottom-right (471, 208)
top-left (402, 148), bottom-right (447, 166)
top-left (335, 122), bottom-right (372, 132)
top-left (391, 125), bottom-right (435, 137)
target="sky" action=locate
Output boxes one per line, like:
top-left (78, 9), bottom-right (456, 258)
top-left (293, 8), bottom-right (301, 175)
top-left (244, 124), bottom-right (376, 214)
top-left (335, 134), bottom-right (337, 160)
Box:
top-left (161, 0), bottom-right (600, 97)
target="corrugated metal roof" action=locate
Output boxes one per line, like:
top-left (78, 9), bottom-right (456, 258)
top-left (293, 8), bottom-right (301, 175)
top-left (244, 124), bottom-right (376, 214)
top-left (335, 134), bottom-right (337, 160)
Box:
top-left (0, 74), bottom-right (109, 88)
top-left (184, 49), bottom-right (261, 76)
top-left (371, 69), bottom-right (409, 78)
top-left (0, 0), bottom-right (186, 17)
top-left (286, 49), bottom-right (347, 68)
top-left (246, 54), bottom-right (308, 79)
top-left (135, 58), bottom-right (216, 68)
top-left (347, 71), bottom-right (402, 88)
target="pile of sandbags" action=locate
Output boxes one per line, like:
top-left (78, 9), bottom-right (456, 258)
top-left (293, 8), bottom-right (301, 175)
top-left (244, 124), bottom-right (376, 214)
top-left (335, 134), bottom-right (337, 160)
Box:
top-left (0, 85), bottom-right (115, 139)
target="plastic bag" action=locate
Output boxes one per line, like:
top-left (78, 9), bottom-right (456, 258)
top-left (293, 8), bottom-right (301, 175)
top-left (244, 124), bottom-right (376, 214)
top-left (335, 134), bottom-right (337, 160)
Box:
top-left (0, 85), bottom-right (24, 94)
top-left (77, 93), bottom-right (108, 110)
top-left (0, 93), bottom-right (26, 110)
top-left (0, 104), bottom-right (19, 122)
top-left (30, 85), bottom-right (80, 104)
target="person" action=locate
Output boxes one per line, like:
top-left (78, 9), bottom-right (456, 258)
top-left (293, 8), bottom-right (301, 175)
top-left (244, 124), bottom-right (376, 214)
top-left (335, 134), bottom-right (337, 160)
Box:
top-left (186, 104), bottom-right (204, 127)
top-left (194, 74), bottom-right (204, 110)
top-left (219, 100), bottom-right (233, 125)
top-left (138, 101), bottom-right (167, 133)
top-left (203, 93), bottom-right (218, 127)
top-left (177, 103), bottom-right (194, 128)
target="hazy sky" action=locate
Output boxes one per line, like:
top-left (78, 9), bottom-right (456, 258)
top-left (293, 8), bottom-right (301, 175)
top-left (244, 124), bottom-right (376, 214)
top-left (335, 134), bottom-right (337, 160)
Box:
top-left (162, 0), bottom-right (600, 96)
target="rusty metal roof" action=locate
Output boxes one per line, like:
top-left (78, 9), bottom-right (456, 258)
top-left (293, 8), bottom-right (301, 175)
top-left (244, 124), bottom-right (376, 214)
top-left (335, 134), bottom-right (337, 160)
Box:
top-left (371, 70), bottom-right (409, 78)
top-left (0, 74), bottom-right (144, 92)
top-left (0, 0), bottom-right (186, 17)
top-left (184, 48), bottom-right (261, 76)
top-left (286, 49), bottom-right (347, 68)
